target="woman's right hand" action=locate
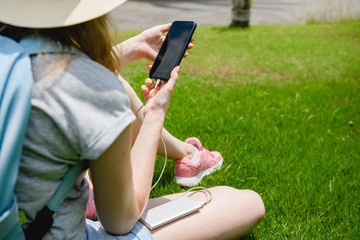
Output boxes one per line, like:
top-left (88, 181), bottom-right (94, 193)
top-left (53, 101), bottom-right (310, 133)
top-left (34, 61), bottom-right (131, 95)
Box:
top-left (140, 66), bottom-right (179, 118)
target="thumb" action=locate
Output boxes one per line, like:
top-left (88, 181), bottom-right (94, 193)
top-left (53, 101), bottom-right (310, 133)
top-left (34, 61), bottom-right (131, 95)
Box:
top-left (161, 66), bottom-right (179, 95)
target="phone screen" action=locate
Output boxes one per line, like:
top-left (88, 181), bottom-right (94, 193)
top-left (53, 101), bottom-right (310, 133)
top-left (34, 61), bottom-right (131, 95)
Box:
top-left (149, 21), bottom-right (197, 81)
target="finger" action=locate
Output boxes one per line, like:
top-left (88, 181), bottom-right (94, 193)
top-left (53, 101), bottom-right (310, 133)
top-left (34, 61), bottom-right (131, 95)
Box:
top-left (147, 64), bottom-right (152, 72)
top-left (141, 85), bottom-right (150, 101)
top-left (167, 66), bottom-right (179, 89)
top-left (183, 52), bottom-right (189, 58)
top-left (160, 35), bottom-right (166, 43)
top-left (186, 43), bottom-right (195, 50)
top-left (159, 23), bottom-right (171, 34)
top-left (145, 78), bottom-right (155, 90)
top-left (173, 66), bottom-right (180, 75)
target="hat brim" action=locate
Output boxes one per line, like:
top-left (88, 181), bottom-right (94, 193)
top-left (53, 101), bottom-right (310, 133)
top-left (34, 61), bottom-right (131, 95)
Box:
top-left (0, 0), bottom-right (127, 28)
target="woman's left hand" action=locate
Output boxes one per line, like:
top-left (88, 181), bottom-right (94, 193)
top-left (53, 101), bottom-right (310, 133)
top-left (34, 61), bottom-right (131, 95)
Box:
top-left (140, 66), bottom-right (179, 117)
top-left (137, 23), bottom-right (195, 61)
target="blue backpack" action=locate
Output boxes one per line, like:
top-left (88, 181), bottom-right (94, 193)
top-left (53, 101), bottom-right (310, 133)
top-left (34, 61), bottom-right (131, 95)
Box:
top-left (0, 36), bottom-right (84, 240)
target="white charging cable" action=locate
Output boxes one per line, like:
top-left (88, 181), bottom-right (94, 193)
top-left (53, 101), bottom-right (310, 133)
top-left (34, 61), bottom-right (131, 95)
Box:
top-left (183, 187), bottom-right (213, 206)
top-left (151, 135), bottom-right (167, 191)
top-left (135, 79), bottom-right (167, 191)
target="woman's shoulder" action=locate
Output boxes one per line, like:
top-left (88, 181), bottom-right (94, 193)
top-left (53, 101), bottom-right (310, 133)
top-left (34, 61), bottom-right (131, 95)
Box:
top-left (67, 54), bottom-right (118, 82)
top-left (31, 53), bottom-right (123, 93)
top-left (67, 55), bottom-right (124, 92)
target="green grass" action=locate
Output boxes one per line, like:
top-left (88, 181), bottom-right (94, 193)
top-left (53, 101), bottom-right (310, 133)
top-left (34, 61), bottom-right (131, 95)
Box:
top-left (117, 20), bottom-right (360, 239)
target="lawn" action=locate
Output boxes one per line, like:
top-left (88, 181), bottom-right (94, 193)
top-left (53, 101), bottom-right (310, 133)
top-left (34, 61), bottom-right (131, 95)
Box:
top-left (117, 20), bottom-right (360, 239)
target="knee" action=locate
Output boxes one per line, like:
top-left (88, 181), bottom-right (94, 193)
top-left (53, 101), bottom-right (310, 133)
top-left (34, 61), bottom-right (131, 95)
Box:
top-left (211, 186), bottom-right (265, 222)
top-left (245, 189), bottom-right (265, 222)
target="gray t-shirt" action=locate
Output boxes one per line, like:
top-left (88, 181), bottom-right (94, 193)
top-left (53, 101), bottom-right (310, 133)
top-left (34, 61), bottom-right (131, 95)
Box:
top-left (15, 53), bottom-right (136, 239)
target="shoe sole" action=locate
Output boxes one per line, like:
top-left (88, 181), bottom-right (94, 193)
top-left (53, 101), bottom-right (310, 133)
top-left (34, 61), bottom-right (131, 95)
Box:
top-left (175, 158), bottom-right (223, 187)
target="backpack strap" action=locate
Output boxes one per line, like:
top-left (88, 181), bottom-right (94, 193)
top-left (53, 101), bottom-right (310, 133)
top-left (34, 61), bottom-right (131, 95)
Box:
top-left (23, 163), bottom-right (85, 240)
top-left (0, 35), bottom-right (33, 240)
top-left (17, 36), bottom-right (87, 240)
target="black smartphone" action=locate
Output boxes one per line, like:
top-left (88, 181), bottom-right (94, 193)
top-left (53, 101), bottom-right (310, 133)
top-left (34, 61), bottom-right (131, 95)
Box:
top-left (149, 21), bottom-right (197, 81)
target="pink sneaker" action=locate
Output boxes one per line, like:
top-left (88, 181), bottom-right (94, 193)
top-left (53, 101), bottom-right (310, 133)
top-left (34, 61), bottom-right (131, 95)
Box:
top-left (175, 137), bottom-right (223, 187)
top-left (85, 171), bottom-right (97, 220)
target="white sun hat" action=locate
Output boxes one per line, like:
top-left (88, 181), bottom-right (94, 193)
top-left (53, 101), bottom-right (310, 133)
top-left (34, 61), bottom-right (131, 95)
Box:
top-left (0, 0), bottom-right (127, 28)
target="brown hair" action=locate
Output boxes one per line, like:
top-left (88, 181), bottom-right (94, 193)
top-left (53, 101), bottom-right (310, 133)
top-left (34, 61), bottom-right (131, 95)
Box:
top-left (0, 14), bottom-right (120, 74)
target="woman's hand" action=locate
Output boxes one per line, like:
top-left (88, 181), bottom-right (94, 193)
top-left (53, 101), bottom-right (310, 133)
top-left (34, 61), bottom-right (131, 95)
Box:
top-left (140, 66), bottom-right (179, 117)
top-left (137, 23), bottom-right (195, 61)
top-left (113, 23), bottom-right (194, 68)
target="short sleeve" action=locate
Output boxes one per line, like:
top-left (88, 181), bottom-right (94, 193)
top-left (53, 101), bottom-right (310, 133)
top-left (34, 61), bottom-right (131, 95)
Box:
top-left (27, 54), bottom-right (136, 162)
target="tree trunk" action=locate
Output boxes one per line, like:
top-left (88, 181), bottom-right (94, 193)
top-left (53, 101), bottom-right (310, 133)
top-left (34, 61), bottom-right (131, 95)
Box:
top-left (232, 0), bottom-right (252, 27)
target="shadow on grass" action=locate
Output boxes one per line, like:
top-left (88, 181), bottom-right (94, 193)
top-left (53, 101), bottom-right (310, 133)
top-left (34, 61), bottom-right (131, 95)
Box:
top-left (236, 231), bottom-right (256, 240)
top-left (243, 232), bottom-right (258, 240)
top-left (210, 25), bottom-right (252, 33)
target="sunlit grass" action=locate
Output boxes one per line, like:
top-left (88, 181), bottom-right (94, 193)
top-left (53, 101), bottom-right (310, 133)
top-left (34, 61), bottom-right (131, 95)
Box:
top-left (117, 20), bottom-right (360, 238)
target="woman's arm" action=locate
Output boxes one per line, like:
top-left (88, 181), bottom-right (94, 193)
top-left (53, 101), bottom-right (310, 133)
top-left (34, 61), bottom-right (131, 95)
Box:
top-left (89, 115), bottom-right (163, 235)
top-left (113, 23), bottom-right (194, 68)
top-left (113, 23), bottom-right (171, 68)
top-left (89, 67), bottom-right (179, 235)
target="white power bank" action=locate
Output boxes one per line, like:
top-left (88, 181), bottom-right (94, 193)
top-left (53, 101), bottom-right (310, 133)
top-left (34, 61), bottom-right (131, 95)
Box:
top-left (140, 197), bottom-right (203, 230)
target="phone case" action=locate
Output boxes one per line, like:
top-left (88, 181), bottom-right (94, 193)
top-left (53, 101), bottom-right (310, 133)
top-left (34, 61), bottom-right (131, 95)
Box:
top-left (139, 197), bottom-right (203, 230)
top-left (149, 21), bottom-right (197, 81)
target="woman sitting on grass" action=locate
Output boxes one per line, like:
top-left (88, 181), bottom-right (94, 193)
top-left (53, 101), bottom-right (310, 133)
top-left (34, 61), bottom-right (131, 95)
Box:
top-left (0, 0), bottom-right (265, 239)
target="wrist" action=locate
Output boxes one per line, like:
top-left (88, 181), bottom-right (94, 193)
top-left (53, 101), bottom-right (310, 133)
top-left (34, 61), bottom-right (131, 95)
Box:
top-left (133, 34), bottom-right (146, 60)
top-left (143, 110), bottom-right (166, 124)
top-left (130, 34), bottom-right (143, 60)
top-left (113, 37), bottom-right (139, 67)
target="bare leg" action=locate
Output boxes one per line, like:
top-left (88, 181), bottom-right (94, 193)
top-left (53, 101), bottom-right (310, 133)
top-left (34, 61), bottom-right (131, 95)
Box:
top-left (145, 186), bottom-right (265, 240)
top-left (118, 75), bottom-right (196, 160)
